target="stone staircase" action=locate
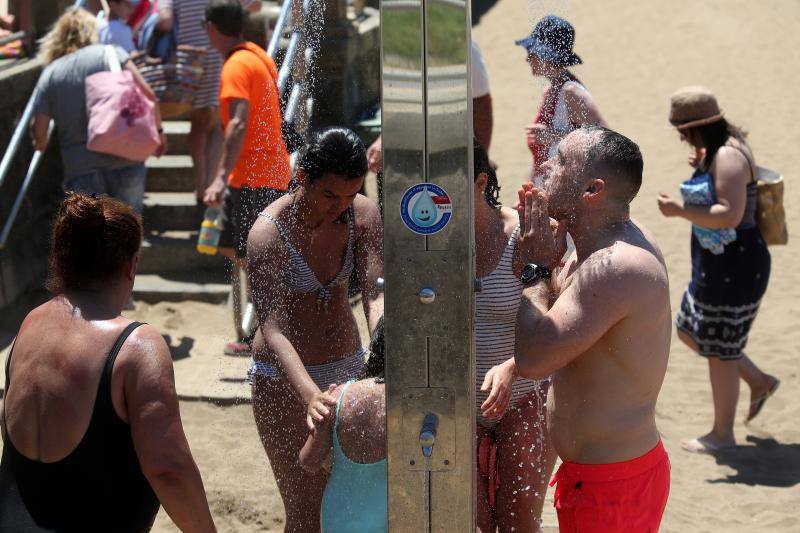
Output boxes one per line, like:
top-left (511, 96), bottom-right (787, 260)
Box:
top-left (133, 121), bottom-right (231, 305)
top-left (130, 120), bottom-right (254, 403)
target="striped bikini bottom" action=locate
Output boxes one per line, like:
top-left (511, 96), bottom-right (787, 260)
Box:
top-left (247, 348), bottom-right (367, 390)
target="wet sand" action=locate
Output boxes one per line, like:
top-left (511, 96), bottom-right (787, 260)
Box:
top-left (2, 1), bottom-right (798, 531)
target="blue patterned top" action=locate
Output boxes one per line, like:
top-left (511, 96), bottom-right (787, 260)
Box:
top-left (679, 169), bottom-right (737, 255)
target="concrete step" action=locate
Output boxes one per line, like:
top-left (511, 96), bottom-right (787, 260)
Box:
top-left (143, 192), bottom-right (204, 232)
top-left (164, 120), bottom-right (190, 155)
top-left (146, 155), bottom-right (196, 193)
top-left (133, 273), bottom-right (230, 304)
top-left (140, 230), bottom-right (228, 274)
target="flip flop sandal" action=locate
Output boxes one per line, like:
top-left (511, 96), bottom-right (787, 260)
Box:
top-left (746, 378), bottom-right (780, 423)
top-left (680, 438), bottom-right (735, 455)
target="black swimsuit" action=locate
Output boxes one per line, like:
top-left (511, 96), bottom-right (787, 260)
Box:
top-left (0, 322), bottom-right (160, 532)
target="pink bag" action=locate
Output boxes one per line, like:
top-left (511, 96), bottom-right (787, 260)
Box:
top-left (85, 46), bottom-right (160, 161)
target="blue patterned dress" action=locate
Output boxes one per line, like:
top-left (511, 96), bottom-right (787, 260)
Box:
top-left (675, 163), bottom-right (770, 360)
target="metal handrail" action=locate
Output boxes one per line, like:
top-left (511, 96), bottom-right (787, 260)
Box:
top-left (0, 87), bottom-right (40, 192)
top-left (273, 0), bottom-right (314, 153)
top-left (277, 30), bottom-right (300, 96)
top-left (0, 31), bottom-right (25, 48)
top-left (0, 0), bottom-right (87, 250)
top-left (0, 121), bottom-right (54, 248)
top-left (284, 83), bottom-right (302, 125)
top-left (267, 0), bottom-right (292, 58)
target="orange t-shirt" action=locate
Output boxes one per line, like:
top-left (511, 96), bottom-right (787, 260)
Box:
top-left (220, 42), bottom-right (292, 190)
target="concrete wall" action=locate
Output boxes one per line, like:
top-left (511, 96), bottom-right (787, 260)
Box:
top-left (311, 6), bottom-right (380, 130)
top-left (0, 58), bottom-right (64, 310)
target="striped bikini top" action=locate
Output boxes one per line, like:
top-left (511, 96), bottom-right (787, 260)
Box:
top-left (259, 208), bottom-right (355, 307)
top-left (475, 226), bottom-right (523, 338)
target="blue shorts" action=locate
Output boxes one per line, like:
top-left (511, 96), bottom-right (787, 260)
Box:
top-left (64, 164), bottom-right (147, 213)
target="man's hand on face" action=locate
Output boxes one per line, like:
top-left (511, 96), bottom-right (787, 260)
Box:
top-left (517, 182), bottom-right (569, 270)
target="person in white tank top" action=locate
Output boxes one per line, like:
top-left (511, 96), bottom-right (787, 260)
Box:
top-left (473, 142), bottom-right (556, 532)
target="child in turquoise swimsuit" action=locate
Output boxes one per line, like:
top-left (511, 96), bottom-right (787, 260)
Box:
top-left (299, 317), bottom-right (387, 533)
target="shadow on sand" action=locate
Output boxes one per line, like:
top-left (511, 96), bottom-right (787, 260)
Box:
top-left (163, 334), bottom-right (194, 361)
top-left (472, 0), bottom-right (500, 26)
top-left (707, 435), bottom-right (800, 487)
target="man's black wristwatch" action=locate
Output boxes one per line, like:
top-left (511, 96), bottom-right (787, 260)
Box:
top-left (520, 263), bottom-right (551, 287)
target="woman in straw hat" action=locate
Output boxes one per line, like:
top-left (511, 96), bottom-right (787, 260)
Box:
top-left (516, 15), bottom-right (607, 181)
top-left (658, 87), bottom-right (779, 454)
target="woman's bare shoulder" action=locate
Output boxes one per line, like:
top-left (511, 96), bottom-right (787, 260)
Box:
top-left (249, 196), bottom-right (292, 246)
top-left (352, 194), bottom-right (382, 232)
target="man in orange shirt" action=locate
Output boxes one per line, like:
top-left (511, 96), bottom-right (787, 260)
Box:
top-left (203, 0), bottom-right (292, 353)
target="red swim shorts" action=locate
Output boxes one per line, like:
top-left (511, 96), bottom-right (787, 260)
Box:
top-left (550, 440), bottom-right (670, 532)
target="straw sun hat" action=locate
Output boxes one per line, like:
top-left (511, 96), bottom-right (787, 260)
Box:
top-left (669, 86), bottom-right (725, 129)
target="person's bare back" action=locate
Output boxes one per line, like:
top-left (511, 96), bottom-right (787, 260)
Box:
top-left (547, 220), bottom-right (670, 463)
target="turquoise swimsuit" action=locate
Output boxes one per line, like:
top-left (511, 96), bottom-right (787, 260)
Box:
top-left (320, 380), bottom-right (388, 533)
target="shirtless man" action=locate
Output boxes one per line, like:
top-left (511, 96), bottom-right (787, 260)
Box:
top-left (514, 127), bottom-right (671, 531)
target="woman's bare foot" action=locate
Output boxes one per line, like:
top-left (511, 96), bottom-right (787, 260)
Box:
top-left (746, 376), bottom-right (780, 422)
top-left (681, 433), bottom-right (736, 454)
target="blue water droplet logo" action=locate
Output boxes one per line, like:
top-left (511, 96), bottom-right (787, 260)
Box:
top-left (411, 187), bottom-right (438, 227)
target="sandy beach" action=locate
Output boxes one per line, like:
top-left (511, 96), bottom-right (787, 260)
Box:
top-left (2, 0), bottom-right (799, 531)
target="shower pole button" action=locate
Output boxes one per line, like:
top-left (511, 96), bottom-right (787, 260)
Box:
top-left (418, 287), bottom-right (436, 304)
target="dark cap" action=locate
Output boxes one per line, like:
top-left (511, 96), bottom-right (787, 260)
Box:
top-left (515, 15), bottom-right (582, 67)
top-left (204, 0), bottom-right (244, 37)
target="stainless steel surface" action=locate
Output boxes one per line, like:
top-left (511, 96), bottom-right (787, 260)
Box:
top-left (383, 0), bottom-right (474, 530)
top-left (284, 83), bottom-right (303, 125)
top-left (0, 31), bottom-right (24, 48)
top-left (266, 0), bottom-right (292, 57)
top-left (419, 412), bottom-right (439, 457)
top-left (401, 387), bottom-right (454, 472)
top-left (277, 31), bottom-right (299, 96)
top-left (0, 89), bottom-right (40, 192)
top-left (417, 287), bottom-right (436, 304)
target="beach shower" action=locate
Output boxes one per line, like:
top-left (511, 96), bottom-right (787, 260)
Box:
top-left (381, 0), bottom-right (475, 530)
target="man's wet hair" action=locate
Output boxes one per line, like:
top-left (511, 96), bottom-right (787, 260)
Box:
top-left (580, 126), bottom-right (643, 204)
top-left (205, 0), bottom-right (244, 38)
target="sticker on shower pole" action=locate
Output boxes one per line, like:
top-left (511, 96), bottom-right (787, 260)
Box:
top-left (399, 183), bottom-right (453, 235)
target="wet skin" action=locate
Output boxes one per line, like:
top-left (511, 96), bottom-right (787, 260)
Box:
top-left (247, 172), bottom-right (383, 532)
top-left (545, 229), bottom-right (671, 463)
top-left (473, 176), bottom-right (556, 532)
top-left (2, 283), bottom-right (215, 531)
top-left (515, 130), bottom-right (672, 464)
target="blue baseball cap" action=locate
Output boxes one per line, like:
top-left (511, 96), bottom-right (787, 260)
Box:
top-left (515, 15), bottom-right (582, 67)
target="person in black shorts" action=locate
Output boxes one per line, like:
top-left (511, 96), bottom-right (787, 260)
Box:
top-left (201, 1), bottom-right (293, 354)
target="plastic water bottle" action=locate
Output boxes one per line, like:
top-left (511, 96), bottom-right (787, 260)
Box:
top-left (197, 207), bottom-right (221, 255)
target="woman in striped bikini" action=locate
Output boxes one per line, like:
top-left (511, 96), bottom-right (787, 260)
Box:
top-left (473, 142), bottom-right (556, 532)
top-left (246, 127), bottom-right (384, 532)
